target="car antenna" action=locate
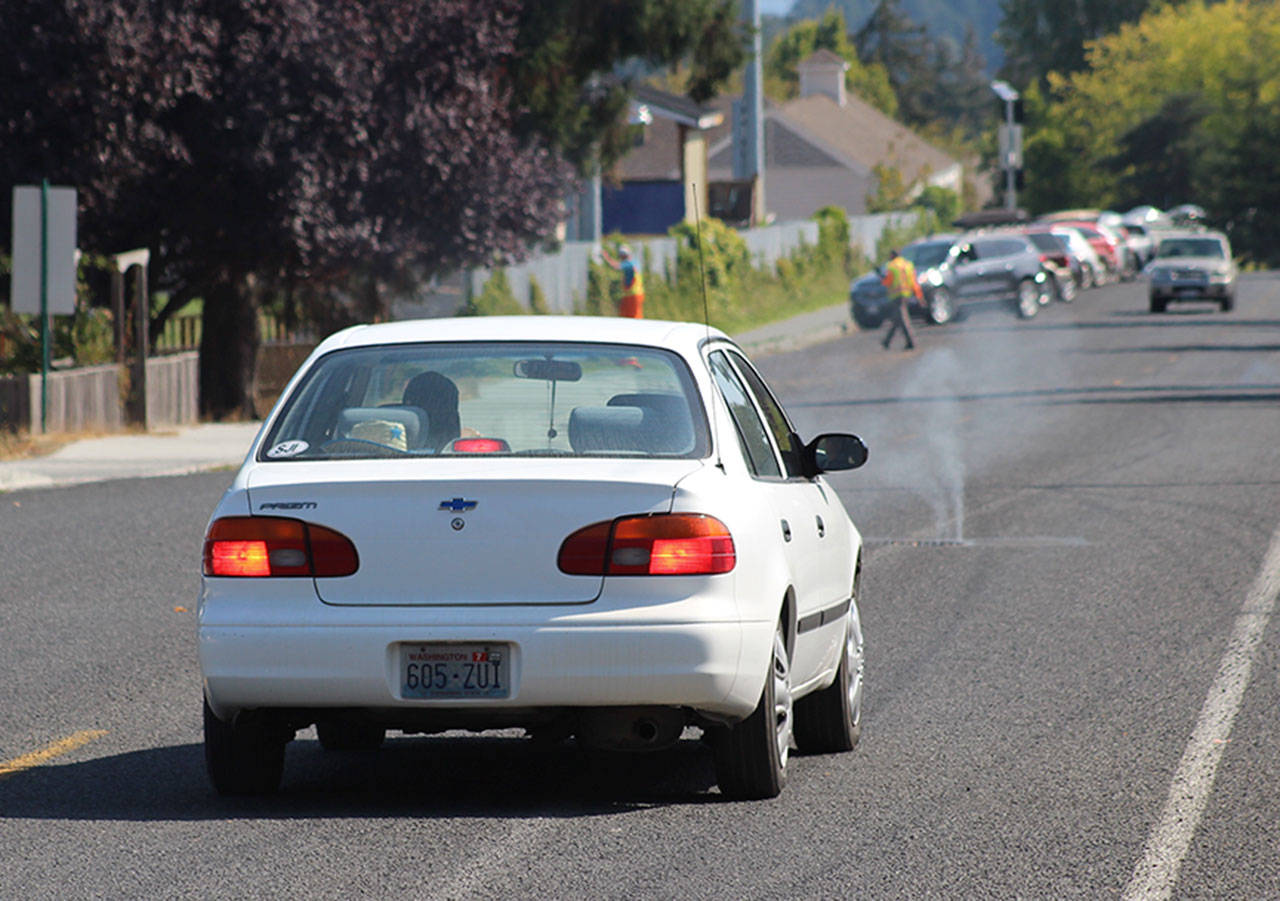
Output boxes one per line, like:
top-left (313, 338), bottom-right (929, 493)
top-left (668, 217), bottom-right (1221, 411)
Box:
top-left (691, 183), bottom-right (725, 472)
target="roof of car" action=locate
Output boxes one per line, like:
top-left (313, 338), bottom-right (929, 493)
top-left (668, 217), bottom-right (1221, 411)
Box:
top-left (1158, 229), bottom-right (1227, 241)
top-left (313, 316), bottom-right (732, 356)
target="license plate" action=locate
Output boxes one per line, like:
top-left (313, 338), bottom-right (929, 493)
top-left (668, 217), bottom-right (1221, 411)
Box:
top-left (400, 643), bottom-right (510, 699)
top-left (1177, 285), bottom-right (1203, 296)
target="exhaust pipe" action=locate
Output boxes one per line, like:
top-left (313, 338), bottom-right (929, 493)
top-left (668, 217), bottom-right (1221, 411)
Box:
top-left (578, 707), bottom-right (684, 751)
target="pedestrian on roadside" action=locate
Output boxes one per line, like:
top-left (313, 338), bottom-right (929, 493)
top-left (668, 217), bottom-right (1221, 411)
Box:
top-left (880, 248), bottom-right (921, 351)
top-left (600, 243), bottom-right (645, 318)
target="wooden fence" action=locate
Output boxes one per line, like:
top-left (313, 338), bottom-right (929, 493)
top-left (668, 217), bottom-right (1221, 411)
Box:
top-left (0, 351), bottom-right (198, 434)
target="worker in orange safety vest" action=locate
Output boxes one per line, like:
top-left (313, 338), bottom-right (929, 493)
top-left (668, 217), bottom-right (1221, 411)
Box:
top-left (880, 248), bottom-right (921, 350)
top-left (601, 244), bottom-right (645, 318)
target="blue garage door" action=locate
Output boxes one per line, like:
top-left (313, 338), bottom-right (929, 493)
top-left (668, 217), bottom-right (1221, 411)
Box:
top-left (603, 181), bottom-right (684, 235)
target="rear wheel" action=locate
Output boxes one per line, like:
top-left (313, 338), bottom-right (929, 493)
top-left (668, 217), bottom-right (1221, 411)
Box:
top-left (927, 286), bottom-right (955, 324)
top-left (1016, 279), bottom-right (1041, 318)
top-left (1149, 295), bottom-right (1167, 314)
top-left (203, 698), bottom-right (288, 795)
top-left (713, 621), bottom-right (792, 800)
top-left (794, 599), bottom-right (864, 753)
top-left (1221, 294), bottom-right (1234, 312)
top-left (1056, 273), bottom-right (1076, 303)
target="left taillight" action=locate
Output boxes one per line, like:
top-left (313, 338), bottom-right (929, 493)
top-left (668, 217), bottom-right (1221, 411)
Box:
top-left (202, 516), bottom-right (359, 577)
top-left (558, 513), bottom-right (736, 576)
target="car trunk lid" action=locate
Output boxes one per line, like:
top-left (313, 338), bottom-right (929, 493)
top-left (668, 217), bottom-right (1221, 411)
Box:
top-left (245, 458), bottom-right (702, 605)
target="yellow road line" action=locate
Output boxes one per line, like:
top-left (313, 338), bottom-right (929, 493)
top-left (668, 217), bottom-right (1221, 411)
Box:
top-left (0, 730), bottom-right (108, 780)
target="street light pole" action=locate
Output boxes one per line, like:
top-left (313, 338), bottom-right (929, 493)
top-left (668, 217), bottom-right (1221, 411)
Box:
top-left (991, 80), bottom-right (1021, 212)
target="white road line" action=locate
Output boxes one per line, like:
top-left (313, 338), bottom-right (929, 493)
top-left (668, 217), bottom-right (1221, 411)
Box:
top-left (1122, 525), bottom-right (1280, 901)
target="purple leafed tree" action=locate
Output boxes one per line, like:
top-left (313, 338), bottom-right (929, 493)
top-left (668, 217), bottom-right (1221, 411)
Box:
top-left (2, 0), bottom-right (575, 418)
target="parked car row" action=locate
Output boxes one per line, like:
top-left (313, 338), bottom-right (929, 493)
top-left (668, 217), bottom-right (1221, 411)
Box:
top-left (850, 203), bottom-right (1233, 327)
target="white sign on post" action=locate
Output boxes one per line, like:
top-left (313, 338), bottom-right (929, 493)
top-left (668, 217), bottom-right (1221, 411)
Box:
top-left (10, 185), bottom-right (78, 315)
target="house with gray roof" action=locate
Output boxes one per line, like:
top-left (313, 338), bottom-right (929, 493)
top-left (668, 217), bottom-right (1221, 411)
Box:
top-left (612, 51), bottom-right (963, 229)
top-left (711, 51), bottom-right (962, 222)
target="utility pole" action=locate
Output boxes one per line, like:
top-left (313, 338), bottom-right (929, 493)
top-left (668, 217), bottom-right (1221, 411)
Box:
top-left (736, 0), bottom-right (766, 224)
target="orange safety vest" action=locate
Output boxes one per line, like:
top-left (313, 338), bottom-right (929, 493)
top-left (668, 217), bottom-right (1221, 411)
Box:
top-left (619, 264), bottom-right (645, 319)
top-left (883, 256), bottom-right (922, 300)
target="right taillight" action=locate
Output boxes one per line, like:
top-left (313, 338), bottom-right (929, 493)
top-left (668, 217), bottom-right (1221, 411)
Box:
top-left (203, 516), bottom-right (359, 577)
top-left (558, 513), bottom-right (735, 576)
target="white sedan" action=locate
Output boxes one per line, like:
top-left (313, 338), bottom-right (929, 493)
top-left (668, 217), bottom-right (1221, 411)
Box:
top-left (198, 316), bottom-right (868, 799)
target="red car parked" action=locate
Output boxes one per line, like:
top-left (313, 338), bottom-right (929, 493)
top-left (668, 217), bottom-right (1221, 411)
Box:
top-left (1054, 221), bottom-right (1121, 276)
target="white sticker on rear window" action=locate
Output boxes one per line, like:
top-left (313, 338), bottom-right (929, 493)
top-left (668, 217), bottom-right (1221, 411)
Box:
top-left (267, 440), bottom-right (309, 458)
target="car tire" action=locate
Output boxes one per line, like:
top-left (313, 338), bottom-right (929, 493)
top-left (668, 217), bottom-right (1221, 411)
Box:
top-left (1221, 294), bottom-right (1234, 313)
top-left (1057, 275), bottom-right (1076, 303)
top-left (851, 306), bottom-right (884, 330)
top-left (1149, 296), bottom-right (1166, 314)
top-left (203, 698), bottom-right (288, 795)
top-left (927, 287), bottom-right (955, 324)
top-left (712, 621), bottom-right (792, 800)
top-left (1016, 279), bottom-right (1041, 318)
top-left (317, 719), bottom-right (386, 752)
top-left (1081, 265), bottom-right (1096, 290)
top-left (793, 598), bottom-right (864, 754)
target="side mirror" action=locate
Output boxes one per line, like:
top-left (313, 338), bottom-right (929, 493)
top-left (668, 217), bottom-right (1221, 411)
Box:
top-left (802, 433), bottom-right (868, 477)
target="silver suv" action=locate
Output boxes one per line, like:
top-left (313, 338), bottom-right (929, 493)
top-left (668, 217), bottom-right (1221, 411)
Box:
top-left (920, 234), bottom-right (1051, 323)
top-left (1146, 230), bottom-right (1236, 313)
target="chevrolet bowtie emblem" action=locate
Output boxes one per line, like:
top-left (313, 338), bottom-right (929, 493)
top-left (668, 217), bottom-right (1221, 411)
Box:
top-left (439, 498), bottom-right (478, 512)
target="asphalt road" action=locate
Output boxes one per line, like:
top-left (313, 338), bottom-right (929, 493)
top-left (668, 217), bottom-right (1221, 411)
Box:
top-left (2, 275), bottom-right (1278, 899)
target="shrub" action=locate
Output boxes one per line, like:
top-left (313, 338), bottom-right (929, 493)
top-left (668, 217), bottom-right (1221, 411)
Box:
top-left (914, 186), bottom-right (961, 227)
top-left (459, 269), bottom-right (523, 316)
top-left (528, 276), bottom-right (550, 314)
top-left (0, 253), bottom-right (118, 373)
top-left (585, 261), bottom-right (614, 316)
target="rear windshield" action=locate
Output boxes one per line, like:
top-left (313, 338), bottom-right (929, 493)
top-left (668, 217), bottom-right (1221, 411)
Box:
top-left (1025, 232), bottom-right (1064, 253)
top-left (260, 341), bottom-right (707, 461)
top-left (1156, 238), bottom-right (1225, 259)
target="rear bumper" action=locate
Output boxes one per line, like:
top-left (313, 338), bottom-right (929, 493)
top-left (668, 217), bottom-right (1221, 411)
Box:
top-left (1150, 283), bottom-right (1232, 301)
top-left (199, 597), bottom-right (773, 723)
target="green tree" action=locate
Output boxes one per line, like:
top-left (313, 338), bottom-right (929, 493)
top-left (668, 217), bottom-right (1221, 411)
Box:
top-left (0, 0), bottom-right (746, 419)
top-left (764, 8), bottom-right (898, 115)
top-left (996, 0), bottom-right (1159, 86)
top-left (865, 163), bottom-right (914, 213)
top-left (854, 0), bottom-right (934, 125)
top-left (511, 0), bottom-right (747, 174)
top-left (1020, 0), bottom-right (1280, 261)
top-left (1104, 93), bottom-right (1213, 210)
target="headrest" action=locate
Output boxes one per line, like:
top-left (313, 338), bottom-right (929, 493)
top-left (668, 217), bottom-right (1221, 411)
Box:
top-left (607, 392), bottom-right (695, 454)
top-left (338, 406), bottom-right (424, 450)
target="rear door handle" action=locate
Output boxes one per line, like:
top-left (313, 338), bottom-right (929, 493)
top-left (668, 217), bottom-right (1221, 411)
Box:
top-left (781, 519), bottom-right (792, 542)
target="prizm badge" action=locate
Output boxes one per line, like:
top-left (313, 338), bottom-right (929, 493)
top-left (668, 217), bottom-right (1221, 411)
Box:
top-left (439, 498), bottom-right (478, 512)
top-left (259, 501), bottom-right (317, 510)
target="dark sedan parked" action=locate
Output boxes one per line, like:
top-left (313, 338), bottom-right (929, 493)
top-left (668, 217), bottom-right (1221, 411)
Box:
top-left (848, 236), bottom-right (956, 329)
